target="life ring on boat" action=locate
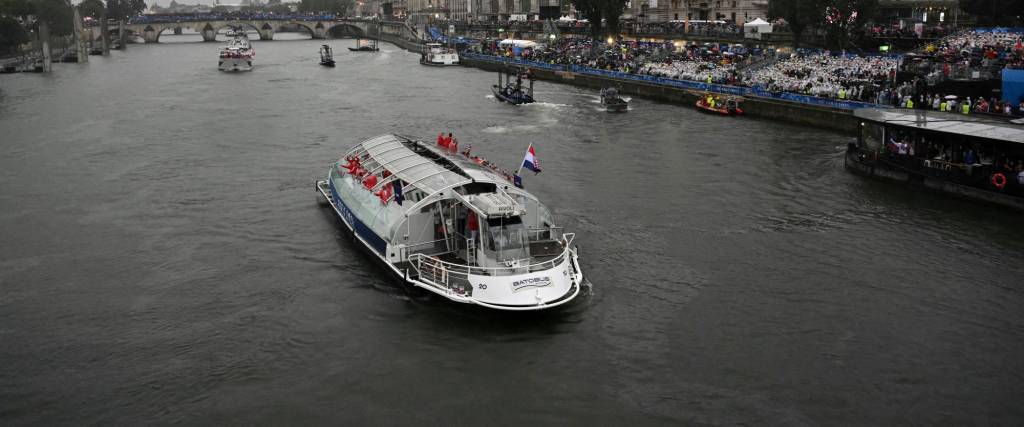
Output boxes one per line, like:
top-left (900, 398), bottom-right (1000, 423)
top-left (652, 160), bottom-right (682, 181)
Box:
top-left (991, 173), bottom-right (1007, 190)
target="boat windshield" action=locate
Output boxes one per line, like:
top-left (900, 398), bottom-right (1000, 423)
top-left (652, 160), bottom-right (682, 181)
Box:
top-left (485, 216), bottom-right (527, 254)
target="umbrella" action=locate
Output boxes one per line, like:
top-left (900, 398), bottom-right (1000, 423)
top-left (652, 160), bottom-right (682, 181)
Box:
top-left (944, 95), bottom-right (958, 100)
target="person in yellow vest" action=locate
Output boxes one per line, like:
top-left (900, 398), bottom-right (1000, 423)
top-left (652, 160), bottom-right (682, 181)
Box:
top-left (962, 101), bottom-right (970, 115)
top-left (939, 100), bottom-right (947, 112)
top-left (905, 98), bottom-right (914, 109)
top-left (706, 74), bottom-right (712, 84)
top-left (838, 88), bottom-right (846, 99)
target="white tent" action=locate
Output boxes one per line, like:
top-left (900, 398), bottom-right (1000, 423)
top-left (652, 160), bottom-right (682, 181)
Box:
top-left (743, 18), bottom-right (772, 39)
top-left (499, 39), bottom-right (538, 49)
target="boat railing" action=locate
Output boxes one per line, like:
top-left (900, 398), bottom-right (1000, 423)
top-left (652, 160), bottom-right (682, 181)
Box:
top-left (525, 226), bottom-right (564, 242)
top-left (408, 233), bottom-right (575, 285)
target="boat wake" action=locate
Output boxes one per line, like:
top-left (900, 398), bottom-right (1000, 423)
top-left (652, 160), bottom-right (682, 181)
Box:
top-left (521, 101), bottom-right (570, 108)
top-left (482, 124), bottom-right (540, 133)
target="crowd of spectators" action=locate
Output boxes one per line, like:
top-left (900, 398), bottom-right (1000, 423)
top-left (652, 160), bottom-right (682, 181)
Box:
top-left (126, 12), bottom-right (341, 24)
top-left (867, 25), bottom-right (950, 40)
top-left (481, 37), bottom-right (751, 84)
top-left (739, 52), bottom-right (899, 101)
top-left (904, 30), bottom-right (1024, 82)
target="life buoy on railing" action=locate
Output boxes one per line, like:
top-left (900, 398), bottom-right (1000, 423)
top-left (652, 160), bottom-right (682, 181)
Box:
top-left (991, 173), bottom-right (1007, 190)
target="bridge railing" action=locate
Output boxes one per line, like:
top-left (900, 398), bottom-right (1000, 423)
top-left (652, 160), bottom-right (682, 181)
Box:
top-left (461, 53), bottom-right (887, 110)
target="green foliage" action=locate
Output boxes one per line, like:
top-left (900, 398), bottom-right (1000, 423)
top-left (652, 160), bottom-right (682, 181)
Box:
top-left (768, 0), bottom-right (823, 46)
top-left (297, 0), bottom-right (352, 14)
top-left (0, 14), bottom-right (28, 54)
top-left (33, 0), bottom-right (74, 36)
top-left (78, 0), bottom-right (105, 19)
top-left (820, 0), bottom-right (877, 49)
top-left (959, 0), bottom-right (1024, 26)
top-left (570, 0), bottom-right (627, 38)
top-left (0, 0), bottom-right (35, 17)
top-left (106, 0), bottom-right (145, 21)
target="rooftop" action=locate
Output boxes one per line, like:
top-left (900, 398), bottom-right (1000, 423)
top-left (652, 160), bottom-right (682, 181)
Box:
top-left (854, 108), bottom-right (1024, 144)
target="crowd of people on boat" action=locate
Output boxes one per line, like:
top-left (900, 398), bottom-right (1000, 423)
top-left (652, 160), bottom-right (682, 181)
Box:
top-left (881, 131), bottom-right (1024, 194)
top-left (436, 132), bottom-right (521, 185)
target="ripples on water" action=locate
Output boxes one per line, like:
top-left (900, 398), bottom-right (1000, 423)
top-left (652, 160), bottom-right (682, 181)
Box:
top-left (1, 35), bottom-right (1023, 425)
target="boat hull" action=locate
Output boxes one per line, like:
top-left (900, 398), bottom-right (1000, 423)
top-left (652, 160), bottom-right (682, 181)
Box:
top-left (348, 47), bottom-right (379, 52)
top-left (316, 178), bottom-right (582, 310)
top-left (492, 85), bottom-right (534, 105)
top-left (603, 100), bottom-right (628, 112)
top-left (844, 150), bottom-right (1024, 211)
top-left (695, 100), bottom-right (741, 115)
top-left (219, 57), bottom-right (253, 71)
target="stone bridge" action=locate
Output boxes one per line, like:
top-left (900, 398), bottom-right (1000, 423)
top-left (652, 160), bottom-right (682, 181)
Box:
top-left (88, 19), bottom-right (422, 44)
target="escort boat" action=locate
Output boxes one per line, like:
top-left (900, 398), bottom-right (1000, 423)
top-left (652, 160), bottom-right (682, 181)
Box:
top-left (492, 67), bottom-right (535, 105)
top-left (315, 134), bottom-right (583, 310)
top-left (218, 32), bottom-right (254, 71)
top-left (319, 44), bottom-right (335, 67)
top-left (696, 95), bottom-right (743, 115)
top-left (600, 88), bottom-right (629, 112)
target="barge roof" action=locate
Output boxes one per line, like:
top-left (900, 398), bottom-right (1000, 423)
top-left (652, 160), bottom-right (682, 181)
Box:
top-left (854, 108), bottom-right (1024, 144)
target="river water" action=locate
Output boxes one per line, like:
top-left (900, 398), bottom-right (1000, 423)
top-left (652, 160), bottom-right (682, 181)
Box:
top-left (2, 34), bottom-right (1023, 425)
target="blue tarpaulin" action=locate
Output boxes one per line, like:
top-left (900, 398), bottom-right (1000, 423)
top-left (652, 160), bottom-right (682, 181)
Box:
top-left (1003, 69), bottom-right (1024, 104)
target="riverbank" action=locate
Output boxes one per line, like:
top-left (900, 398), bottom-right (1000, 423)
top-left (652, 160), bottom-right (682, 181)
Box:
top-left (461, 55), bottom-right (865, 134)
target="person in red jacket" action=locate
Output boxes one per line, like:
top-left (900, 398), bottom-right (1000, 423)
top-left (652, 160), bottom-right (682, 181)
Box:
top-left (467, 211), bottom-right (479, 242)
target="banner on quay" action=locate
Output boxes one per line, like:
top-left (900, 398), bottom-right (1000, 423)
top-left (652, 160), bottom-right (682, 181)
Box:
top-left (1003, 69), bottom-right (1024, 105)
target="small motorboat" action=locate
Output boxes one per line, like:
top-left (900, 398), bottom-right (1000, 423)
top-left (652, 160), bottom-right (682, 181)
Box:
top-left (348, 38), bottom-right (379, 52)
top-left (696, 95), bottom-right (743, 115)
top-left (492, 67), bottom-right (535, 105)
top-left (600, 88), bottom-right (628, 113)
top-left (319, 44), bottom-right (335, 67)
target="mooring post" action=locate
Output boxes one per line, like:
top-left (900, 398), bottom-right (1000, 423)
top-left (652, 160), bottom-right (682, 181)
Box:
top-left (118, 20), bottom-right (127, 50)
top-left (74, 8), bottom-right (87, 63)
top-left (39, 21), bottom-right (52, 72)
top-left (101, 14), bottom-right (110, 55)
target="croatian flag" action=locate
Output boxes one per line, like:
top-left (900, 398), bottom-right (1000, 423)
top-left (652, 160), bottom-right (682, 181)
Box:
top-left (521, 144), bottom-right (541, 174)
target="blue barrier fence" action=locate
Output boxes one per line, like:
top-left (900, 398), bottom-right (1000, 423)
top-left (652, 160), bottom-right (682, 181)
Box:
top-left (462, 53), bottom-right (885, 110)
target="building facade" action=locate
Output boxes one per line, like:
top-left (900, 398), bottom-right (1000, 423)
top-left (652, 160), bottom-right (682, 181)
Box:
top-left (624, 0), bottom-right (767, 23)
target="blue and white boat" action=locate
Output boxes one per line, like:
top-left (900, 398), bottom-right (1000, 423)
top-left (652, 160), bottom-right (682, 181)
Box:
top-left (316, 134), bottom-right (583, 310)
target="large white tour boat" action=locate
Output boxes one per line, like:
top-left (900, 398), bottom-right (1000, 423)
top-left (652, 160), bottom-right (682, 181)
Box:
top-left (218, 32), bottom-right (254, 72)
top-left (420, 43), bottom-right (459, 66)
top-left (315, 134), bottom-right (583, 310)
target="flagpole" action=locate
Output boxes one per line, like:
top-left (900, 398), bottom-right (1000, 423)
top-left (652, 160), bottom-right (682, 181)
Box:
top-left (515, 142), bottom-right (532, 176)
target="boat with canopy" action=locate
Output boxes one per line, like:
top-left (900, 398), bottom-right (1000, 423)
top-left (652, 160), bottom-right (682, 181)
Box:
top-left (319, 44), bottom-right (335, 67)
top-left (847, 108), bottom-right (1024, 210)
top-left (218, 30), bottom-right (254, 71)
top-left (315, 135), bottom-right (584, 310)
top-left (420, 43), bottom-right (459, 66)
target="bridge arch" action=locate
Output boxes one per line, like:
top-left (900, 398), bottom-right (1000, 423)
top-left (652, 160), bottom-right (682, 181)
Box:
top-left (326, 22), bottom-right (366, 38)
top-left (279, 21), bottom-right (318, 38)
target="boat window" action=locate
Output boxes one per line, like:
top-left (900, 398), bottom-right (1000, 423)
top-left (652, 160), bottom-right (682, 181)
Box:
top-left (485, 216), bottom-right (526, 252)
top-left (862, 122), bottom-right (884, 150)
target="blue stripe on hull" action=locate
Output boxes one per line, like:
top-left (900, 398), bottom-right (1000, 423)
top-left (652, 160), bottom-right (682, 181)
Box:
top-left (329, 179), bottom-right (389, 256)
